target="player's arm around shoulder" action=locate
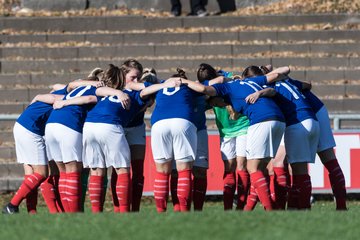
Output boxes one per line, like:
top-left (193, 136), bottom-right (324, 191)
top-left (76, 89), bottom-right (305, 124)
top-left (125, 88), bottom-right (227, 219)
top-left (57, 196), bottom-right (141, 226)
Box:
top-left (245, 87), bottom-right (276, 104)
top-left (180, 78), bottom-right (217, 96)
top-left (30, 93), bottom-right (64, 105)
top-left (265, 66), bottom-right (290, 84)
top-left (139, 78), bottom-right (181, 99)
top-left (95, 87), bottom-right (131, 110)
top-left (53, 95), bottom-right (98, 109)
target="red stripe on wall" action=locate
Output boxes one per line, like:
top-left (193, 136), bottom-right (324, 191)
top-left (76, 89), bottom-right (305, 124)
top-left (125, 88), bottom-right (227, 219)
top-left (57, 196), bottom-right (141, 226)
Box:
top-left (350, 149), bottom-right (360, 188)
top-left (206, 135), bottom-right (223, 191)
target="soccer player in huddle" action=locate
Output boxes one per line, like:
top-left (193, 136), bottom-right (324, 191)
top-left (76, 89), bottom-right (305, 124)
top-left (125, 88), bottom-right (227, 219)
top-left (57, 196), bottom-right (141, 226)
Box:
top-left (78, 65), bottom-right (149, 213)
top-left (140, 69), bottom-right (201, 212)
top-left (45, 64), bottom-right (129, 213)
top-left (196, 63), bottom-right (251, 210)
top-left (244, 66), bottom-right (320, 210)
top-left (289, 76), bottom-right (347, 210)
top-left (2, 88), bottom-right (67, 214)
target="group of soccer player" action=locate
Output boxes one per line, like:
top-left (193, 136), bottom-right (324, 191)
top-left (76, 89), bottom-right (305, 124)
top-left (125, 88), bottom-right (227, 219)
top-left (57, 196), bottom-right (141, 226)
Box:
top-left (2, 58), bottom-right (347, 214)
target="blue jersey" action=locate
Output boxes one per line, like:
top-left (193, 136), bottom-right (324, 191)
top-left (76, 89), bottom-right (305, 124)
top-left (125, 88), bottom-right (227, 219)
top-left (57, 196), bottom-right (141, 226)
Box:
top-left (126, 112), bottom-right (145, 128)
top-left (268, 79), bottom-right (317, 127)
top-left (193, 95), bottom-right (208, 131)
top-left (290, 79), bottom-right (324, 113)
top-left (212, 76), bottom-right (285, 125)
top-left (126, 81), bottom-right (152, 128)
top-left (86, 89), bottom-right (146, 127)
top-left (17, 87), bottom-right (68, 136)
top-left (151, 82), bottom-right (202, 125)
top-left (47, 85), bottom-right (97, 133)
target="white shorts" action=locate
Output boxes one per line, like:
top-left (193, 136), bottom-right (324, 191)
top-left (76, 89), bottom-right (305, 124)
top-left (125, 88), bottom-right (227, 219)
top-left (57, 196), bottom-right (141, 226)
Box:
top-left (151, 118), bottom-right (197, 163)
top-left (124, 123), bottom-right (146, 146)
top-left (194, 129), bottom-right (209, 168)
top-left (284, 118), bottom-right (320, 164)
top-left (220, 134), bottom-right (247, 160)
top-left (45, 123), bottom-right (82, 163)
top-left (83, 122), bottom-right (130, 169)
top-left (246, 120), bottom-right (285, 159)
top-left (316, 106), bottom-right (336, 152)
top-left (13, 122), bottom-right (48, 165)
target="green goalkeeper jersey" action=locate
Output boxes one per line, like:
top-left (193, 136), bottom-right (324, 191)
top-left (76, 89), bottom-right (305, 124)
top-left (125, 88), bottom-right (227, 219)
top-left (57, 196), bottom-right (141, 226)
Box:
top-left (213, 106), bottom-right (250, 138)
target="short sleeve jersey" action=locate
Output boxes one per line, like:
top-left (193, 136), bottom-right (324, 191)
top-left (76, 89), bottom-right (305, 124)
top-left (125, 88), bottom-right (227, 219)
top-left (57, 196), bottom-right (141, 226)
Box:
top-left (126, 82), bottom-right (152, 128)
top-left (17, 87), bottom-right (68, 136)
top-left (46, 85), bottom-right (98, 133)
top-left (290, 79), bottom-right (324, 113)
top-left (268, 78), bottom-right (317, 127)
top-left (151, 81), bottom-right (202, 126)
top-left (192, 95), bottom-right (208, 131)
top-left (212, 76), bottom-right (285, 125)
top-left (85, 89), bottom-right (146, 127)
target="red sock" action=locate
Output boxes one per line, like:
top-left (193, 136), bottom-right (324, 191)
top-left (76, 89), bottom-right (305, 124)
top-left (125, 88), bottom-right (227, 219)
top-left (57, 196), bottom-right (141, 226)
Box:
top-left (250, 171), bottom-right (273, 211)
top-left (11, 173), bottom-right (45, 207)
top-left (154, 172), bottom-right (169, 213)
top-left (58, 172), bottom-right (69, 212)
top-left (324, 159), bottom-right (347, 210)
top-left (273, 167), bottom-right (289, 210)
top-left (116, 173), bottom-right (130, 213)
top-left (193, 177), bottom-right (207, 211)
top-left (223, 172), bottom-right (236, 210)
top-left (244, 185), bottom-right (258, 211)
top-left (110, 169), bottom-right (120, 212)
top-left (26, 188), bottom-right (38, 214)
top-left (177, 170), bottom-right (192, 212)
top-left (66, 172), bottom-right (82, 213)
top-left (131, 160), bottom-right (145, 212)
top-left (24, 175), bottom-right (37, 214)
top-left (236, 170), bottom-right (250, 210)
top-left (89, 175), bottom-right (104, 213)
top-left (170, 174), bottom-right (180, 212)
top-left (293, 174), bottom-right (312, 210)
top-left (41, 176), bottom-right (59, 213)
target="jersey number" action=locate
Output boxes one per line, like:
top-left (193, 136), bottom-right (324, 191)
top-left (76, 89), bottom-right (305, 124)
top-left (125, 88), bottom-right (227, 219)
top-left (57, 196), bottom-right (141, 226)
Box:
top-left (66, 85), bottom-right (92, 100)
top-left (278, 82), bottom-right (305, 100)
top-left (162, 87), bottom-right (180, 96)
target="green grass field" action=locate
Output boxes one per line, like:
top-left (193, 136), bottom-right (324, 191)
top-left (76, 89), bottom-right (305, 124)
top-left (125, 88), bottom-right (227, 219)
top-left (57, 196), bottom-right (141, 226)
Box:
top-left (1, 193), bottom-right (360, 240)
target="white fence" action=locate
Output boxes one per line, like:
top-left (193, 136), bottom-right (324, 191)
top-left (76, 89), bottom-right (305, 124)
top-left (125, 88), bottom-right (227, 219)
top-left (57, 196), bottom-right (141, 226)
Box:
top-left (1, 114), bottom-right (360, 131)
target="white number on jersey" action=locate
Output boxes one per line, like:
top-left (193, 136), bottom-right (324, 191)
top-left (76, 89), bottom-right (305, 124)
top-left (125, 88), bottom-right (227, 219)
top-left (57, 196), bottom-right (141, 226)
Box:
top-left (107, 96), bottom-right (122, 103)
top-left (240, 81), bottom-right (263, 92)
top-left (277, 81), bottom-right (305, 100)
top-left (66, 85), bottom-right (92, 100)
top-left (162, 87), bottom-right (180, 96)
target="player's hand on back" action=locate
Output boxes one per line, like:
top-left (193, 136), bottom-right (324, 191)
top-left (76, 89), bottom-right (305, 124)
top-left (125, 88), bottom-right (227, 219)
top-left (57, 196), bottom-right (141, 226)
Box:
top-left (164, 78), bottom-right (182, 88)
top-left (96, 81), bottom-right (106, 88)
top-left (53, 100), bottom-right (66, 109)
top-left (117, 92), bottom-right (131, 110)
top-left (245, 92), bottom-right (260, 104)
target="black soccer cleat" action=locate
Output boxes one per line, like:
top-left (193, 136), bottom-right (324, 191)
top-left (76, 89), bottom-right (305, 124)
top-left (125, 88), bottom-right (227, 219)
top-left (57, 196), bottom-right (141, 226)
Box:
top-left (2, 203), bottom-right (19, 214)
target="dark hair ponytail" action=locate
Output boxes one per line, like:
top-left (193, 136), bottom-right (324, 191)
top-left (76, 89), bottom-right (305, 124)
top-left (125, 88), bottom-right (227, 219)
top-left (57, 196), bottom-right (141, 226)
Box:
top-left (171, 68), bottom-right (188, 79)
top-left (197, 63), bottom-right (218, 82)
top-left (241, 65), bottom-right (264, 79)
